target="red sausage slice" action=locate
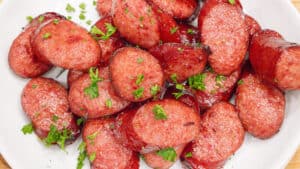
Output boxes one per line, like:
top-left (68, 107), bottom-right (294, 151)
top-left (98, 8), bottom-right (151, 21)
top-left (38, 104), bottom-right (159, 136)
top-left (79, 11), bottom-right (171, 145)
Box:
top-left (96, 0), bottom-right (112, 16)
top-left (198, 1), bottom-right (248, 75)
top-left (21, 77), bottom-right (79, 140)
top-left (235, 70), bottom-right (285, 139)
top-left (32, 19), bottom-right (101, 70)
top-left (143, 144), bottom-right (185, 169)
top-left (83, 119), bottom-right (139, 169)
top-left (148, 0), bottom-right (197, 19)
top-left (249, 29), bottom-right (300, 90)
top-left (182, 102), bottom-right (245, 169)
top-left (8, 12), bottom-right (63, 78)
top-left (67, 69), bottom-right (85, 87)
top-left (245, 15), bottom-right (261, 38)
top-left (112, 0), bottom-right (160, 48)
top-left (93, 16), bottom-right (125, 66)
top-left (69, 67), bottom-right (130, 119)
top-left (110, 47), bottom-right (164, 102)
top-left (114, 99), bottom-right (201, 153)
top-left (191, 68), bottom-right (241, 111)
top-left (149, 43), bottom-right (207, 83)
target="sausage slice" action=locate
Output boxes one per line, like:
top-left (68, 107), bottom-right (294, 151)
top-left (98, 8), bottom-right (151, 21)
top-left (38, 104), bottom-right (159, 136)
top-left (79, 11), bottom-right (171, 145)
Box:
top-left (182, 102), bottom-right (245, 169)
top-left (83, 119), bottom-right (139, 169)
top-left (96, 0), bottom-right (112, 16)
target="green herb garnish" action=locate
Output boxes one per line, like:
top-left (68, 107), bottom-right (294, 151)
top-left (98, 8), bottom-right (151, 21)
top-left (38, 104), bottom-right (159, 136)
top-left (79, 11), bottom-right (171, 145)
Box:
top-left (133, 87), bottom-right (144, 99)
top-left (76, 142), bottom-right (87, 169)
top-left (150, 85), bottom-right (160, 96)
top-left (152, 105), bottom-right (167, 120)
top-left (170, 26), bottom-right (179, 34)
top-left (156, 148), bottom-right (177, 162)
top-left (21, 123), bottom-right (34, 134)
top-left (84, 67), bottom-right (103, 99)
top-left (66, 3), bottom-right (76, 13)
top-left (188, 73), bottom-right (206, 91)
top-left (135, 74), bottom-right (144, 86)
top-left (105, 99), bottom-right (112, 108)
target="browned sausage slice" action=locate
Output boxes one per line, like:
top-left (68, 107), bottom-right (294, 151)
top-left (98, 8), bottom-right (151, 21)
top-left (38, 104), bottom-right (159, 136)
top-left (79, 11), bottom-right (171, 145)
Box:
top-left (149, 43), bottom-right (207, 83)
top-left (249, 29), bottom-right (300, 90)
top-left (181, 102), bottom-right (245, 169)
top-left (93, 16), bottom-right (125, 66)
top-left (21, 77), bottom-right (80, 142)
top-left (148, 0), bottom-right (197, 19)
top-left (114, 99), bottom-right (201, 153)
top-left (69, 67), bottom-right (130, 119)
top-left (190, 68), bottom-right (241, 111)
top-left (198, 1), bottom-right (248, 75)
top-left (143, 144), bottom-right (185, 169)
top-left (96, 0), bottom-right (112, 16)
top-left (110, 47), bottom-right (164, 102)
top-left (32, 19), bottom-right (101, 70)
top-left (8, 12), bottom-right (63, 78)
top-left (235, 69), bottom-right (285, 139)
top-left (112, 0), bottom-right (160, 48)
top-left (83, 119), bottom-right (139, 169)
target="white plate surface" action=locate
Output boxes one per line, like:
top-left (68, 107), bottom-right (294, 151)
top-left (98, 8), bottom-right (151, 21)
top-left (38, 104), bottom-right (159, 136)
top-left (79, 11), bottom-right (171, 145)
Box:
top-left (0, 0), bottom-right (300, 169)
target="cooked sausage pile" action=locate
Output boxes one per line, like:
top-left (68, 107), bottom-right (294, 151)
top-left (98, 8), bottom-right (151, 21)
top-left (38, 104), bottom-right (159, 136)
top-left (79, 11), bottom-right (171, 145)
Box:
top-left (8, 0), bottom-right (300, 168)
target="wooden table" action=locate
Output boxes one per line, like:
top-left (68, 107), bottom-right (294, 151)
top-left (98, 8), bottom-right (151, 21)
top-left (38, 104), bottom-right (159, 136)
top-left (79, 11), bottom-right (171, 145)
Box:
top-left (1, 1), bottom-right (300, 169)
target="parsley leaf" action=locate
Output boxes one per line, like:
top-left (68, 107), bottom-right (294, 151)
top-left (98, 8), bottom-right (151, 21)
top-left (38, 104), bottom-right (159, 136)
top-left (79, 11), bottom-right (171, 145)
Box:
top-left (156, 148), bottom-right (177, 162)
top-left (237, 79), bottom-right (244, 85)
top-left (79, 3), bottom-right (86, 10)
top-left (93, 0), bottom-right (97, 6)
top-left (43, 33), bottom-right (51, 39)
top-left (137, 57), bottom-right (144, 64)
top-left (43, 125), bottom-right (71, 150)
top-left (79, 13), bottom-right (86, 20)
top-left (172, 92), bottom-right (184, 99)
top-left (77, 117), bottom-right (85, 126)
top-left (21, 123), bottom-right (34, 134)
top-left (185, 152), bottom-right (193, 158)
top-left (170, 73), bottom-right (178, 84)
top-left (86, 20), bottom-right (92, 25)
top-left (172, 84), bottom-right (185, 99)
top-left (105, 99), bottom-right (112, 108)
top-left (133, 87), bottom-right (144, 99)
top-left (170, 26), bottom-right (179, 34)
top-left (38, 16), bottom-right (45, 23)
top-left (84, 67), bottom-right (103, 99)
top-left (152, 105), bottom-right (167, 120)
top-left (228, 0), bottom-right (235, 5)
top-left (53, 19), bottom-right (60, 25)
top-left (52, 115), bottom-right (59, 122)
top-left (89, 152), bottom-right (96, 162)
top-left (66, 3), bottom-right (76, 13)
top-left (215, 75), bottom-right (226, 87)
top-left (90, 24), bottom-right (117, 41)
top-left (26, 16), bottom-right (33, 23)
top-left (188, 73), bottom-right (206, 91)
top-left (187, 29), bottom-right (196, 34)
top-left (136, 74), bottom-right (144, 86)
top-left (77, 142), bottom-right (87, 169)
top-left (150, 85), bottom-right (160, 96)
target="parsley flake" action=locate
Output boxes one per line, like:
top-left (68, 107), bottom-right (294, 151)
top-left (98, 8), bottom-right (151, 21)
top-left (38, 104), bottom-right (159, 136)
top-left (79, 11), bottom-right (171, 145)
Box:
top-left (170, 73), bottom-right (178, 84)
top-left (77, 117), bottom-right (85, 126)
top-left (156, 148), bottom-right (177, 162)
top-left (150, 85), bottom-right (160, 96)
top-left (90, 23), bottom-right (117, 41)
top-left (228, 0), bottom-right (235, 5)
top-left (38, 16), bottom-right (45, 23)
top-left (153, 105), bottom-right (167, 120)
top-left (185, 152), bottom-right (193, 158)
top-left (43, 125), bottom-right (71, 150)
top-left (133, 87), bottom-right (144, 99)
top-left (26, 16), bottom-right (33, 23)
top-left (42, 33), bottom-right (51, 39)
top-left (187, 29), bottom-right (196, 34)
top-left (170, 26), bottom-right (179, 34)
top-left (105, 99), bottom-right (112, 108)
top-left (89, 152), bottom-right (96, 162)
top-left (137, 57), bottom-right (144, 64)
top-left (79, 13), bottom-right (86, 20)
top-left (52, 115), bottom-right (59, 122)
top-left (66, 3), bottom-right (76, 13)
top-left (172, 92), bottom-right (184, 99)
top-left (21, 123), bottom-right (34, 134)
top-left (84, 67), bottom-right (103, 99)
top-left (188, 73), bottom-right (206, 91)
top-left (93, 0), bottom-right (97, 6)
top-left (237, 79), bottom-right (244, 85)
top-left (77, 142), bottom-right (87, 169)
top-left (32, 84), bottom-right (38, 89)
top-left (215, 75), bottom-right (226, 87)
top-left (53, 19), bottom-right (60, 25)
top-left (86, 20), bottom-right (92, 25)
top-left (79, 3), bottom-right (86, 10)
top-left (135, 74), bottom-right (144, 86)
top-left (67, 16), bottom-right (72, 20)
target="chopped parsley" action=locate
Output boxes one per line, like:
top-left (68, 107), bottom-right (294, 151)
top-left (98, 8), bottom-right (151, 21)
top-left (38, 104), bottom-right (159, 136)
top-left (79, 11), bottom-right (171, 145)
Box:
top-left (170, 73), bottom-right (178, 84)
top-left (21, 123), bottom-right (34, 134)
top-left (215, 75), bottom-right (226, 87)
top-left (228, 0), bottom-right (235, 5)
top-left (170, 26), bottom-right (179, 34)
top-left (133, 87), bottom-right (144, 99)
top-left (87, 131), bottom-right (98, 141)
top-left (43, 125), bottom-right (71, 150)
top-left (173, 92), bottom-right (184, 99)
top-left (84, 67), bottom-right (103, 99)
top-left (139, 16), bottom-right (144, 22)
top-left (86, 20), bottom-right (92, 25)
top-left (135, 74), bottom-right (144, 86)
top-left (38, 16), bottom-right (45, 23)
top-left (93, 0), bottom-right (97, 6)
top-left (156, 148), bottom-right (177, 162)
top-left (105, 99), bottom-right (112, 108)
top-left (52, 115), bottom-right (59, 122)
top-left (150, 85), bottom-right (160, 96)
top-left (66, 3), bottom-right (76, 13)
top-left (89, 152), bottom-right (96, 162)
top-left (76, 117), bottom-right (85, 126)
top-left (172, 84), bottom-right (185, 99)
top-left (53, 19), bottom-right (60, 25)
top-left (188, 73), bottom-right (206, 91)
top-left (137, 57), bottom-right (144, 64)
top-left (185, 152), bottom-right (193, 158)
top-left (32, 84), bottom-right (38, 89)
top-left (177, 47), bottom-right (184, 53)
top-left (187, 29), bottom-right (196, 34)
top-left (152, 105), bottom-right (167, 120)
top-left (67, 16), bottom-right (72, 20)
top-left (79, 3), bottom-right (86, 10)
top-left (125, 7), bottom-right (129, 14)
top-left (76, 142), bottom-right (87, 169)
top-left (26, 16), bottom-right (33, 23)
top-left (90, 23), bottom-right (117, 41)
top-left (237, 79), bottom-right (244, 85)
top-left (79, 13), bottom-right (86, 20)
top-left (42, 33), bottom-right (51, 39)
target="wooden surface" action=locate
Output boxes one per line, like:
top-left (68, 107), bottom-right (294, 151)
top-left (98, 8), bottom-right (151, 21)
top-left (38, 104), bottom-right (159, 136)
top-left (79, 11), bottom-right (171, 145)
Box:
top-left (0, 1), bottom-right (300, 169)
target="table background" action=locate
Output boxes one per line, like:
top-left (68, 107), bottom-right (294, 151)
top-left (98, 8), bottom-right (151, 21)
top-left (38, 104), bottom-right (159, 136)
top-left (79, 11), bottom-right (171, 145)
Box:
top-left (0, 0), bottom-right (300, 169)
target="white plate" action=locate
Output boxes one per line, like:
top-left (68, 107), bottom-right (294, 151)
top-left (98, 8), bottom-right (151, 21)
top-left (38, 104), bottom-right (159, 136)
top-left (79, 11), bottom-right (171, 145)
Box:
top-left (0, 0), bottom-right (299, 169)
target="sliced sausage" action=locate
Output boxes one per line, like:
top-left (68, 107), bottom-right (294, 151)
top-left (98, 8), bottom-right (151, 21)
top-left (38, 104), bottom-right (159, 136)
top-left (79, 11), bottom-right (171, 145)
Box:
top-left (149, 43), bottom-right (207, 83)
top-left (203, 0), bottom-right (243, 8)
top-left (235, 69), bottom-right (285, 139)
top-left (191, 68), bottom-right (241, 111)
top-left (249, 29), bottom-right (300, 90)
top-left (112, 0), bottom-right (160, 48)
top-left (32, 19), bottom-right (101, 70)
top-left (198, 1), bottom-right (248, 75)
top-left (83, 119), bottom-right (139, 169)
top-left (69, 67), bottom-right (130, 119)
top-left (114, 99), bottom-right (201, 153)
top-left (110, 47), bottom-right (164, 102)
top-left (21, 77), bottom-right (80, 141)
top-left (182, 102), bottom-right (245, 169)
top-left (143, 144), bottom-right (185, 169)
top-left (245, 15), bottom-right (261, 38)
top-left (96, 0), bottom-right (112, 16)
top-left (148, 0), bottom-right (197, 19)
top-left (67, 69), bottom-right (85, 87)
top-left (93, 16), bottom-right (125, 66)
top-left (8, 12), bottom-right (63, 78)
